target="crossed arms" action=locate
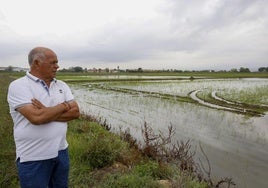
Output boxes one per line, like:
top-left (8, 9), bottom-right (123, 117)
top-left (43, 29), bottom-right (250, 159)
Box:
top-left (17, 98), bottom-right (80, 125)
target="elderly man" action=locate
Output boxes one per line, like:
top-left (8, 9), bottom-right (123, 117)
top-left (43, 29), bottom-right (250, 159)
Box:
top-left (8, 47), bottom-right (80, 188)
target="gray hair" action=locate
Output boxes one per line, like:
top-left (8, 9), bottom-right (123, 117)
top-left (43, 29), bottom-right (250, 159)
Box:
top-left (28, 47), bottom-right (49, 66)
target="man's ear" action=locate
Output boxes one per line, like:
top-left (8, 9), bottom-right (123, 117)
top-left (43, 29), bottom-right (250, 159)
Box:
top-left (32, 59), bottom-right (40, 69)
top-left (34, 59), bottom-right (39, 65)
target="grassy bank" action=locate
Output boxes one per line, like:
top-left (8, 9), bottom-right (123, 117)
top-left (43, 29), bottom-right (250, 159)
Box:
top-left (0, 74), bottom-right (18, 186)
top-left (54, 71), bottom-right (268, 83)
top-left (56, 71), bottom-right (268, 78)
top-left (1, 72), bottom-right (236, 187)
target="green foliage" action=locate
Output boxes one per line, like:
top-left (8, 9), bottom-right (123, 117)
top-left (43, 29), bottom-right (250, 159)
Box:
top-left (0, 73), bottom-right (19, 187)
top-left (99, 173), bottom-right (162, 188)
top-left (133, 160), bottom-right (174, 180)
top-left (82, 132), bottom-right (125, 169)
top-left (184, 179), bottom-right (209, 188)
top-left (84, 137), bottom-right (116, 168)
top-left (173, 172), bottom-right (209, 188)
top-left (258, 67), bottom-right (268, 72)
top-left (239, 67), bottom-right (250, 72)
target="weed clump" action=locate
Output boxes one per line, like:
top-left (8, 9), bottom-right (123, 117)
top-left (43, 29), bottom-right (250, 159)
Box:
top-left (83, 133), bottom-right (123, 169)
top-left (134, 122), bottom-right (236, 188)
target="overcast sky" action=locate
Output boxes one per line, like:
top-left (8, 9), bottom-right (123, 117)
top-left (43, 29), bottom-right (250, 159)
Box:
top-left (0, 0), bottom-right (267, 71)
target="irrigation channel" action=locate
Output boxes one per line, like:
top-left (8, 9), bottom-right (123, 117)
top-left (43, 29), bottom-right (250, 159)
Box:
top-left (70, 77), bottom-right (268, 188)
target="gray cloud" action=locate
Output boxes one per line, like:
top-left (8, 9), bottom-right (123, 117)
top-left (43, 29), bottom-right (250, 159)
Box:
top-left (0, 0), bottom-right (267, 70)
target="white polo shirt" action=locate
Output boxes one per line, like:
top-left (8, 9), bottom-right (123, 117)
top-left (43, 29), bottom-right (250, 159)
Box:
top-left (8, 72), bottom-right (74, 162)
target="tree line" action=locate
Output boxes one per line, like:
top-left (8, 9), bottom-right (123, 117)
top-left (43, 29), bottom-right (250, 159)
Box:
top-left (1, 65), bottom-right (268, 73)
top-left (58, 66), bottom-right (268, 73)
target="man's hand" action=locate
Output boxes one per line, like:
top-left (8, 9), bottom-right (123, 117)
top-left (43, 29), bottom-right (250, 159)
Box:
top-left (32, 98), bottom-right (46, 109)
top-left (17, 100), bottom-right (68, 125)
top-left (17, 98), bottom-right (79, 125)
top-left (55, 101), bottom-right (80, 122)
top-left (31, 98), bottom-right (79, 122)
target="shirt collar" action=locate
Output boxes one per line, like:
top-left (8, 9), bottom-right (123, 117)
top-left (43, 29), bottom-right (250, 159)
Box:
top-left (26, 71), bottom-right (57, 83)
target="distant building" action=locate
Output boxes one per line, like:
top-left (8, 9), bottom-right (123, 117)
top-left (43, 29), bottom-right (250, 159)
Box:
top-left (0, 66), bottom-right (29, 72)
top-left (13, 67), bottom-right (29, 72)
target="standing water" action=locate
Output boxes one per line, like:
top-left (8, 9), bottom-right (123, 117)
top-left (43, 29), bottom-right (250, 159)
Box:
top-left (71, 78), bottom-right (268, 188)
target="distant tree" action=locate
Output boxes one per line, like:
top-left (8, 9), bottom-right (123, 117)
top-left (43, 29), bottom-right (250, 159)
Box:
top-left (137, 67), bottom-right (143, 72)
top-left (105, 68), bottom-right (109, 73)
top-left (59, 68), bottom-right (68, 72)
top-left (258, 67), bottom-right (268, 72)
top-left (73, 66), bottom-right (83, 72)
top-left (5, 66), bottom-right (13, 72)
top-left (230, 68), bottom-right (238, 72)
top-left (239, 67), bottom-right (250, 73)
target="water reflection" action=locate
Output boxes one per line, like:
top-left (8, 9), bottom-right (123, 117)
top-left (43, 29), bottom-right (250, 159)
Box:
top-left (71, 84), bottom-right (268, 188)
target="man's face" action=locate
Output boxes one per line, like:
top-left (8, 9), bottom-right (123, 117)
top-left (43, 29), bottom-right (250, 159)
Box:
top-left (39, 51), bottom-right (59, 79)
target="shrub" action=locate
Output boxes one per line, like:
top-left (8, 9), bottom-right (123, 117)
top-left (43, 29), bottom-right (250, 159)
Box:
top-left (99, 173), bottom-right (162, 188)
top-left (83, 133), bottom-right (124, 169)
top-left (172, 172), bottom-right (209, 188)
top-left (133, 160), bottom-right (174, 180)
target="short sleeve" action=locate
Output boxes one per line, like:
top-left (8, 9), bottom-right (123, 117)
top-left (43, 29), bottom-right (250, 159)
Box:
top-left (7, 79), bottom-right (33, 112)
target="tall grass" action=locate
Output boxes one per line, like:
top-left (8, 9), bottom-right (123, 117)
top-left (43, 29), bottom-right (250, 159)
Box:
top-left (0, 73), bottom-right (19, 187)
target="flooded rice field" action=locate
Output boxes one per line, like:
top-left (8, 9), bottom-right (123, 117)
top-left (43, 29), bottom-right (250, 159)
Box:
top-left (71, 78), bottom-right (268, 188)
